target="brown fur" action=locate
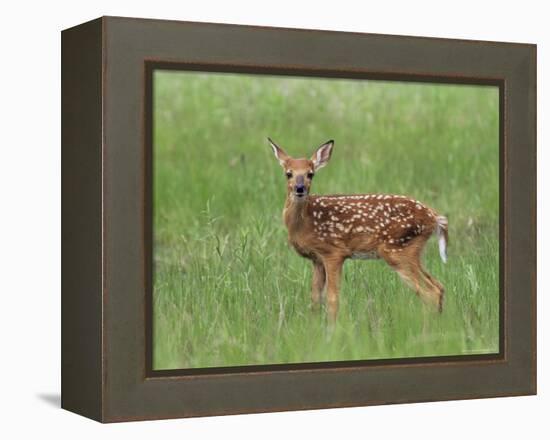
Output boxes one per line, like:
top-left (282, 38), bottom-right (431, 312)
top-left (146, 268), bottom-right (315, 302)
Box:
top-left (269, 139), bottom-right (447, 322)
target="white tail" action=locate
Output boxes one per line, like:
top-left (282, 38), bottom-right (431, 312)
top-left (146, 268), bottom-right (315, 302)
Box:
top-left (436, 216), bottom-right (448, 263)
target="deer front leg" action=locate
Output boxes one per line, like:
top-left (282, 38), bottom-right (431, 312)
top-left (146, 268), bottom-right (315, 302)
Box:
top-left (311, 261), bottom-right (326, 311)
top-left (323, 257), bottom-right (344, 324)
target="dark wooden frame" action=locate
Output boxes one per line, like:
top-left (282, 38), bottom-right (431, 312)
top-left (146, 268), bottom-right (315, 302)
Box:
top-left (62, 16), bottom-right (536, 422)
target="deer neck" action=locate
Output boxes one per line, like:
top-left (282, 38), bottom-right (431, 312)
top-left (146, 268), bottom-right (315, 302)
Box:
top-left (283, 195), bottom-right (311, 235)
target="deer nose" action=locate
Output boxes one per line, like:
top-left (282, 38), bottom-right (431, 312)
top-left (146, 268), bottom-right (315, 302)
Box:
top-left (295, 185), bottom-right (305, 194)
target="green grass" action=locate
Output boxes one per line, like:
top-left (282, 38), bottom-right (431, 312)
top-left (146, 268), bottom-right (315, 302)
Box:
top-left (152, 71), bottom-right (500, 370)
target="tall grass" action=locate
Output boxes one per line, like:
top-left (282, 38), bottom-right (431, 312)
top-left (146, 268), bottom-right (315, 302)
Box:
top-left (153, 71), bottom-right (499, 370)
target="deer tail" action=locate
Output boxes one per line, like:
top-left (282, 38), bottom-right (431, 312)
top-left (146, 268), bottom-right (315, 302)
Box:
top-left (435, 215), bottom-right (448, 263)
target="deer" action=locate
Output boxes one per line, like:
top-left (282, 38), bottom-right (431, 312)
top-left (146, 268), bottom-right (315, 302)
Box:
top-left (268, 138), bottom-right (449, 323)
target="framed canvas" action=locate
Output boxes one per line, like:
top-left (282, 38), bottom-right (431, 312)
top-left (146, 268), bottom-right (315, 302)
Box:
top-left (61, 16), bottom-right (536, 422)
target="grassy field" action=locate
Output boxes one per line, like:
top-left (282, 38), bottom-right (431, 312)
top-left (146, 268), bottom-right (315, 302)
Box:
top-left (152, 71), bottom-right (500, 370)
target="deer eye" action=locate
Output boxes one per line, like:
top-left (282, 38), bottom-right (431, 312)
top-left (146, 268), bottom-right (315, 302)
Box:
top-left (307, 172), bottom-right (314, 179)
top-left (286, 171), bottom-right (293, 179)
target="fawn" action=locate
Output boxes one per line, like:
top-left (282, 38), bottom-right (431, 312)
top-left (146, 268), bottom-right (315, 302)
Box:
top-left (268, 138), bottom-right (448, 323)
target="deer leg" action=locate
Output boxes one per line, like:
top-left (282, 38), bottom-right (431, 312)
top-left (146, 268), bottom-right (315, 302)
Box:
top-left (382, 250), bottom-right (442, 311)
top-left (311, 261), bottom-right (326, 311)
top-left (393, 264), bottom-right (422, 296)
top-left (397, 262), bottom-right (442, 310)
top-left (420, 267), bottom-right (445, 313)
top-left (381, 238), bottom-right (443, 312)
top-left (323, 257), bottom-right (344, 324)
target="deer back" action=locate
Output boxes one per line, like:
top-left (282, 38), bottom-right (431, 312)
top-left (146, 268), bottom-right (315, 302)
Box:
top-left (292, 194), bottom-right (440, 259)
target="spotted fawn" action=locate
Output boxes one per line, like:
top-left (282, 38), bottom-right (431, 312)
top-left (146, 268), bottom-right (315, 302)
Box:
top-left (269, 138), bottom-right (448, 323)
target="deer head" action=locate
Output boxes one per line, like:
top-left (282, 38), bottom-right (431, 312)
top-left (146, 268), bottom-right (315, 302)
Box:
top-left (268, 138), bottom-right (334, 201)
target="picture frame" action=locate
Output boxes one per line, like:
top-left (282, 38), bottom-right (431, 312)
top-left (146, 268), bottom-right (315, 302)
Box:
top-left (61, 16), bottom-right (536, 422)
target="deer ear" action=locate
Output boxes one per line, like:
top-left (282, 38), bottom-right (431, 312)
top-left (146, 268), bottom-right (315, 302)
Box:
top-left (311, 140), bottom-right (334, 171)
top-left (268, 138), bottom-right (289, 167)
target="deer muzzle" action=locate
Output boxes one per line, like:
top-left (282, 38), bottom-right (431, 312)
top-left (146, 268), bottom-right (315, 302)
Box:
top-left (294, 175), bottom-right (307, 197)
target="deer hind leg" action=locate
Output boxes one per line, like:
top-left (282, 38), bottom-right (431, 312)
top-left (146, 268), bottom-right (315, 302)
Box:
top-left (394, 261), bottom-right (442, 310)
top-left (413, 238), bottom-right (445, 312)
top-left (381, 241), bottom-right (443, 312)
top-left (420, 267), bottom-right (445, 312)
top-left (311, 261), bottom-right (326, 311)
